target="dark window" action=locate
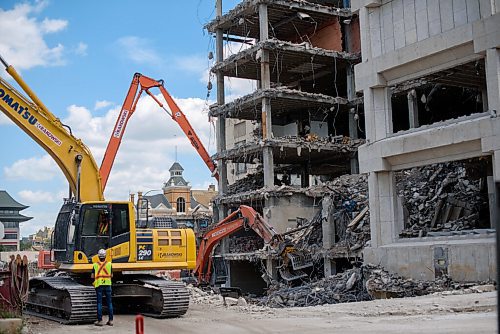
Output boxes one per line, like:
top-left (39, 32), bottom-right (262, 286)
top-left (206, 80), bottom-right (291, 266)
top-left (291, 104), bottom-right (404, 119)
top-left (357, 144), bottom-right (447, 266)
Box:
top-left (112, 204), bottom-right (129, 236)
top-left (4, 233), bottom-right (17, 239)
top-left (82, 208), bottom-right (108, 236)
top-left (2, 222), bottom-right (18, 228)
top-left (176, 197), bottom-right (186, 213)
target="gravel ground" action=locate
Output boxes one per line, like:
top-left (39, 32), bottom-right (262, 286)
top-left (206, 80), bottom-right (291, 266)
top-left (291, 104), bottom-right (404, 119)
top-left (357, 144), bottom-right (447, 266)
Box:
top-left (22, 290), bottom-right (496, 334)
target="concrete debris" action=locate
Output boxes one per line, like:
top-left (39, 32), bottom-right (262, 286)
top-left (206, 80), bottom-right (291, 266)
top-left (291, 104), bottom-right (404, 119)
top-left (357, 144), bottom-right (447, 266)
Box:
top-left (229, 235), bottom-right (264, 253)
top-left (187, 285), bottom-right (265, 311)
top-left (227, 170), bottom-right (264, 195)
top-left (187, 285), bottom-right (221, 305)
top-left (284, 174), bottom-right (370, 256)
top-left (210, 87), bottom-right (352, 120)
top-left (397, 161), bottom-right (489, 238)
top-left (259, 264), bottom-right (493, 308)
top-left (222, 160), bottom-right (487, 262)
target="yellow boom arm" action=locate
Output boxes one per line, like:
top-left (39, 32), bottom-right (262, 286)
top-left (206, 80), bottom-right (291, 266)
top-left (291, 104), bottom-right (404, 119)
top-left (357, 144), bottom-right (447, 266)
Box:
top-left (0, 55), bottom-right (103, 201)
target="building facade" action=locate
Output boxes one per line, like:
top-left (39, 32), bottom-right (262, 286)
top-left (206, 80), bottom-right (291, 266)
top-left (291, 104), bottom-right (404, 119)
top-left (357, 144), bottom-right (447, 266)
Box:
top-left (0, 190), bottom-right (32, 251)
top-left (136, 162), bottom-right (217, 231)
top-left (207, 0), bottom-right (364, 289)
top-left (353, 0), bottom-right (499, 281)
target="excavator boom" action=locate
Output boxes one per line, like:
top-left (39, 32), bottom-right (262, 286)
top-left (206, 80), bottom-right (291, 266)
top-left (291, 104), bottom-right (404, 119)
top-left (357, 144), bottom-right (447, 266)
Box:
top-left (0, 57), bottom-right (103, 202)
top-left (100, 73), bottom-right (218, 191)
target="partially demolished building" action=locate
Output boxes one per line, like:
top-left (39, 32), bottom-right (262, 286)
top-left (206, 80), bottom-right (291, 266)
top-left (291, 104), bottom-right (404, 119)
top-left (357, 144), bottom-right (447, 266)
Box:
top-left (207, 0), bottom-right (364, 290)
top-left (353, 0), bottom-right (499, 281)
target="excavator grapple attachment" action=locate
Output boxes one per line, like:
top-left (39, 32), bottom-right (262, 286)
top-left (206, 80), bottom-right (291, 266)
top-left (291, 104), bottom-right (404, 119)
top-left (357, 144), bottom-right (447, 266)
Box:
top-left (287, 252), bottom-right (313, 271)
top-left (279, 268), bottom-right (308, 282)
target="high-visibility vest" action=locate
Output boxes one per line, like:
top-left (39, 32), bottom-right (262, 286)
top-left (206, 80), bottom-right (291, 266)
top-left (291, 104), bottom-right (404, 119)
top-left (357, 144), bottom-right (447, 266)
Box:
top-left (93, 261), bottom-right (112, 288)
top-left (98, 221), bottom-right (109, 235)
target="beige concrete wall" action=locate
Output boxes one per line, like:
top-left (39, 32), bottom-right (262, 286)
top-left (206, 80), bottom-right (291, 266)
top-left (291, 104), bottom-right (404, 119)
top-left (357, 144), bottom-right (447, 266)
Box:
top-left (354, 0), bottom-right (494, 59)
top-left (364, 237), bottom-right (496, 282)
top-left (265, 195), bottom-right (319, 234)
top-left (354, 1), bottom-right (500, 282)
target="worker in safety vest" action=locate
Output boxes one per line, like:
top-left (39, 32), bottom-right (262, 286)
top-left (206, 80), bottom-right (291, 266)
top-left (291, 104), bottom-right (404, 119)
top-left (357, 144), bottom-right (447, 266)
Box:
top-left (92, 249), bottom-right (114, 326)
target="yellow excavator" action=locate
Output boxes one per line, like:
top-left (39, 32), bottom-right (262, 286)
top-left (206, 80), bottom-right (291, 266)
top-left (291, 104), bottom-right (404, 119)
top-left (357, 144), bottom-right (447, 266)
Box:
top-left (0, 55), bottom-right (196, 323)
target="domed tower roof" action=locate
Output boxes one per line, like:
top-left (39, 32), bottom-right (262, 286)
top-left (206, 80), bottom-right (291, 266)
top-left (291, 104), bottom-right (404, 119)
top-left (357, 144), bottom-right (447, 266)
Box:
top-left (164, 162), bottom-right (189, 188)
top-left (169, 162), bottom-right (184, 172)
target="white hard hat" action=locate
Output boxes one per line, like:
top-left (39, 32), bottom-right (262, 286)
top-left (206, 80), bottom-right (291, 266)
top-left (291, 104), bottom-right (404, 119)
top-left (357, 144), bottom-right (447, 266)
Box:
top-left (98, 249), bottom-right (106, 258)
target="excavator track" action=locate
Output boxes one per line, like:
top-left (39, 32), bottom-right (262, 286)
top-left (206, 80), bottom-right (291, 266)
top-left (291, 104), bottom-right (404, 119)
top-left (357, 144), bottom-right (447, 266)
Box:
top-left (114, 275), bottom-right (190, 318)
top-left (25, 276), bottom-right (97, 324)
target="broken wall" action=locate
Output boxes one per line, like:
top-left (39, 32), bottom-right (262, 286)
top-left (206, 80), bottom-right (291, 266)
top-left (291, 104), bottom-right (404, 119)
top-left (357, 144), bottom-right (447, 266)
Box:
top-left (266, 195), bottom-right (319, 233)
top-left (306, 18), bottom-right (343, 51)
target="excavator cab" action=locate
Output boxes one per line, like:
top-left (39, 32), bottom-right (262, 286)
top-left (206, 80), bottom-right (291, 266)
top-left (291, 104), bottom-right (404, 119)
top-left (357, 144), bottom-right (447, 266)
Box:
top-left (52, 201), bottom-right (133, 265)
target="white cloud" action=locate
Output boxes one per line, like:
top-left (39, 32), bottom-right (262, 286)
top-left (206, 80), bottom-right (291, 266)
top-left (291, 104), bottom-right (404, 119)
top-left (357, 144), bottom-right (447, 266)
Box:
top-left (74, 42), bottom-right (88, 56)
top-left (4, 155), bottom-right (59, 181)
top-left (116, 36), bottom-right (161, 66)
top-left (225, 77), bottom-right (256, 101)
top-left (94, 100), bottom-right (113, 110)
top-left (60, 93), bottom-right (216, 200)
top-left (0, 113), bottom-right (12, 125)
top-left (0, 2), bottom-right (68, 69)
top-left (40, 17), bottom-right (68, 33)
top-left (17, 190), bottom-right (55, 204)
top-left (19, 209), bottom-right (57, 237)
top-left (175, 55), bottom-right (207, 75)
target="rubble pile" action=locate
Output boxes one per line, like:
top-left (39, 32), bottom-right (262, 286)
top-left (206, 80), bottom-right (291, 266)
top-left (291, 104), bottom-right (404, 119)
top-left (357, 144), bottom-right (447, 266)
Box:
top-left (261, 267), bottom-right (369, 307)
top-left (227, 171), bottom-right (264, 195)
top-left (397, 161), bottom-right (489, 237)
top-left (274, 134), bottom-right (363, 151)
top-left (229, 235), bottom-right (264, 253)
top-left (283, 174), bottom-right (369, 256)
top-left (187, 285), bottom-right (221, 305)
top-left (260, 264), bottom-right (485, 308)
top-left (324, 174), bottom-right (369, 252)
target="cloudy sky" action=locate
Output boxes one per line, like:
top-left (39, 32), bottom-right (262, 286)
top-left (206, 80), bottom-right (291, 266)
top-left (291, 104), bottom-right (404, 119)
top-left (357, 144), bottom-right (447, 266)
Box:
top-left (0, 0), bottom-right (253, 237)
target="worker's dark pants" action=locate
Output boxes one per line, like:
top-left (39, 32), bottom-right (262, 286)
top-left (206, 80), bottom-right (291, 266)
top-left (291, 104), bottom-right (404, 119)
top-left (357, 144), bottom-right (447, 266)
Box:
top-left (96, 285), bottom-right (113, 321)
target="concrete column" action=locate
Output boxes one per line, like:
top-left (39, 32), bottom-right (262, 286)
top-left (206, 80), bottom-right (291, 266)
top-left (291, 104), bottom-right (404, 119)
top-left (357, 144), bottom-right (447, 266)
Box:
top-left (322, 196), bottom-right (337, 276)
top-left (358, 6), bottom-right (371, 62)
top-left (266, 256), bottom-right (279, 282)
top-left (216, 0), bottom-right (227, 201)
top-left (484, 49), bottom-right (500, 231)
top-left (259, 3), bottom-right (275, 187)
top-left (364, 87), bottom-right (392, 142)
top-left (482, 89), bottom-right (489, 112)
top-left (216, 0), bottom-right (230, 287)
top-left (407, 89), bottom-right (419, 128)
top-left (490, 150), bottom-right (500, 230)
top-left (368, 171), bottom-right (398, 247)
top-left (224, 258), bottom-right (231, 287)
top-left (487, 176), bottom-right (498, 229)
top-left (347, 64), bottom-right (359, 173)
top-left (494, 150), bottom-right (500, 182)
top-left (485, 48), bottom-right (500, 114)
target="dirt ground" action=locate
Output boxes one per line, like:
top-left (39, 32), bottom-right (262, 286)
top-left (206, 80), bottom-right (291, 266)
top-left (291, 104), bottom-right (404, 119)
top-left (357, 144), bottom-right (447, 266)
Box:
top-left (24, 291), bottom-right (497, 334)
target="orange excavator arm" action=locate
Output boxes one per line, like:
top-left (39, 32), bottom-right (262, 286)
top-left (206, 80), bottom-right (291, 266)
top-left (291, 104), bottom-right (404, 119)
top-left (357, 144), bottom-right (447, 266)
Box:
top-left (99, 73), bottom-right (218, 191)
top-left (194, 205), bottom-right (280, 284)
